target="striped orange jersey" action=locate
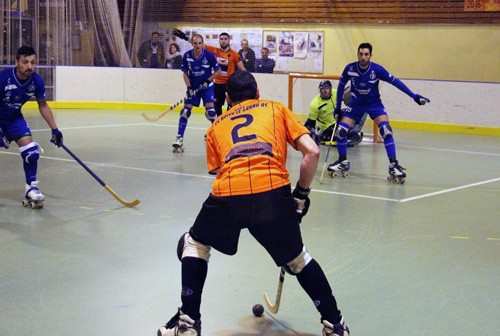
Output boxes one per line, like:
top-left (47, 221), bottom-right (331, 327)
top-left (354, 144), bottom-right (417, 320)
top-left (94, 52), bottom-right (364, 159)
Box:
top-left (205, 99), bottom-right (309, 197)
top-left (206, 45), bottom-right (240, 84)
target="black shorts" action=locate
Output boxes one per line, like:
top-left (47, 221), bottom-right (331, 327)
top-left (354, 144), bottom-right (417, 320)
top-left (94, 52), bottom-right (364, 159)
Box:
top-left (214, 83), bottom-right (227, 116)
top-left (189, 185), bottom-right (304, 266)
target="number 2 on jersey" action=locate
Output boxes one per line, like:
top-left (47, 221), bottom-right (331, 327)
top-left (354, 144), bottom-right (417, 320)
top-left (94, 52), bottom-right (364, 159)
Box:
top-left (231, 114), bottom-right (257, 144)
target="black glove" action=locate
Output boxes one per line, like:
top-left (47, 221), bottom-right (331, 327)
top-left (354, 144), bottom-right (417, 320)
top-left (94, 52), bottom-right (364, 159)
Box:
top-left (172, 28), bottom-right (188, 41)
top-left (186, 87), bottom-right (196, 98)
top-left (292, 182), bottom-right (311, 222)
top-left (200, 80), bottom-right (211, 90)
top-left (414, 94), bottom-right (430, 105)
top-left (50, 128), bottom-right (63, 147)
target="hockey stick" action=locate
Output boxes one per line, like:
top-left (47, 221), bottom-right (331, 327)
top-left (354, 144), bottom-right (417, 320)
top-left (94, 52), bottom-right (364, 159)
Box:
top-left (142, 85), bottom-right (204, 122)
top-left (142, 99), bottom-right (184, 122)
top-left (319, 122), bottom-right (338, 184)
top-left (60, 144), bottom-right (141, 208)
top-left (263, 267), bottom-right (286, 314)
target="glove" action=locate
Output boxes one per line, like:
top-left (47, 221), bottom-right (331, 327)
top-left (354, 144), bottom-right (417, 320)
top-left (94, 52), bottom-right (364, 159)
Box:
top-left (200, 80), bottom-right (211, 90)
top-left (292, 182), bottom-right (311, 222)
top-left (172, 28), bottom-right (188, 41)
top-left (50, 128), bottom-right (63, 147)
top-left (309, 127), bottom-right (321, 145)
top-left (186, 87), bottom-right (196, 98)
top-left (414, 94), bottom-right (430, 105)
top-left (0, 129), bottom-right (9, 149)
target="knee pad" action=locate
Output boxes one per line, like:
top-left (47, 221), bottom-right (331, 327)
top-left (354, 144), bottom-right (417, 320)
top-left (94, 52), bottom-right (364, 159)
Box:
top-left (284, 246), bottom-right (313, 275)
top-left (180, 107), bottom-right (192, 119)
top-left (335, 122), bottom-right (350, 141)
top-left (177, 232), bottom-right (211, 262)
top-left (205, 107), bottom-right (217, 122)
top-left (20, 142), bottom-right (40, 164)
top-left (378, 121), bottom-right (393, 139)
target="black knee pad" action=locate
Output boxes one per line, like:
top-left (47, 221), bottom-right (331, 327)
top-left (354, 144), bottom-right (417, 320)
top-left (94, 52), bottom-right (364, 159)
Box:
top-left (284, 247), bottom-right (313, 275)
top-left (335, 123), bottom-right (350, 140)
top-left (378, 122), bottom-right (393, 139)
top-left (180, 107), bottom-right (192, 119)
top-left (177, 232), bottom-right (188, 261)
top-left (177, 232), bottom-right (211, 262)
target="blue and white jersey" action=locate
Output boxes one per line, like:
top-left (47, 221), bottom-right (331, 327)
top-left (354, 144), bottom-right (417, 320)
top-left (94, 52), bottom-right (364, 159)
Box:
top-left (336, 61), bottom-right (415, 107)
top-left (0, 68), bottom-right (46, 121)
top-left (181, 48), bottom-right (219, 88)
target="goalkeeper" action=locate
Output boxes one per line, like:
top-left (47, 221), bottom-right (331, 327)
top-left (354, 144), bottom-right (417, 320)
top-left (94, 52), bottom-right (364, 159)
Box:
top-left (305, 80), bottom-right (365, 146)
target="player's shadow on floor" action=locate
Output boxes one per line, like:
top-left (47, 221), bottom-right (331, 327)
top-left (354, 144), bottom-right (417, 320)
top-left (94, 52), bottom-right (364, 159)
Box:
top-left (216, 314), bottom-right (317, 336)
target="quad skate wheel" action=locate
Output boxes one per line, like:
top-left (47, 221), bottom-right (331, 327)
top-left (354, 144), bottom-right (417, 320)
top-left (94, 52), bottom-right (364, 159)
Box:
top-left (22, 199), bottom-right (44, 209)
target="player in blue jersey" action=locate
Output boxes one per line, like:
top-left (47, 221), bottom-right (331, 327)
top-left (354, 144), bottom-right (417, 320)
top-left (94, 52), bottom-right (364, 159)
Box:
top-left (327, 43), bottom-right (429, 183)
top-left (172, 33), bottom-right (220, 153)
top-left (0, 46), bottom-right (63, 208)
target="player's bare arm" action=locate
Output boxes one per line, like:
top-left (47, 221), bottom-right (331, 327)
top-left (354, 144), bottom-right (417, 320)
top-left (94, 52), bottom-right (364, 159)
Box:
top-left (295, 133), bottom-right (320, 189)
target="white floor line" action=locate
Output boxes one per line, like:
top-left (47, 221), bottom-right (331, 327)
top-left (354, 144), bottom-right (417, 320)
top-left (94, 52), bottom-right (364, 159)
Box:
top-left (311, 188), bottom-right (400, 202)
top-left (399, 144), bottom-right (500, 157)
top-left (0, 151), bottom-right (396, 202)
top-left (30, 122), bottom-right (207, 132)
top-left (0, 151), bottom-right (214, 180)
top-left (399, 176), bottom-right (500, 203)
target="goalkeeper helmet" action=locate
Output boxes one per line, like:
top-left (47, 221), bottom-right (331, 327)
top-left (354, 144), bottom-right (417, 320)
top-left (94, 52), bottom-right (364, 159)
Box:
top-left (318, 80), bottom-right (332, 89)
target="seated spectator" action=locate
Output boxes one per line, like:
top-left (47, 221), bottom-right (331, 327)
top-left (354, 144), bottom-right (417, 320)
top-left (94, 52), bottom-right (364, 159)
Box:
top-left (255, 47), bottom-right (275, 73)
top-left (165, 43), bottom-right (182, 69)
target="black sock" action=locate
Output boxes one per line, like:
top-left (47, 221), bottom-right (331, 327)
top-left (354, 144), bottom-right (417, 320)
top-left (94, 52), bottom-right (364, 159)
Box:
top-left (180, 257), bottom-right (208, 320)
top-left (296, 259), bottom-right (342, 324)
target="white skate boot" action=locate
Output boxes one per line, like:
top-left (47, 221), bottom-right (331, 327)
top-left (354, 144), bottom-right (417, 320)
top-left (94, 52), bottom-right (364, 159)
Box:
top-left (322, 317), bottom-right (350, 336)
top-left (327, 159), bottom-right (351, 178)
top-left (157, 309), bottom-right (201, 336)
top-left (172, 136), bottom-right (184, 153)
top-left (387, 160), bottom-right (407, 184)
top-left (22, 181), bottom-right (45, 209)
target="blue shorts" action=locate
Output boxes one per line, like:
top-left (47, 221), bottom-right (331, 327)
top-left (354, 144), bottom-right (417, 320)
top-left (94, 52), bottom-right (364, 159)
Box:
top-left (0, 116), bottom-right (32, 142)
top-left (344, 103), bottom-right (387, 124)
top-left (184, 85), bottom-right (215, 107)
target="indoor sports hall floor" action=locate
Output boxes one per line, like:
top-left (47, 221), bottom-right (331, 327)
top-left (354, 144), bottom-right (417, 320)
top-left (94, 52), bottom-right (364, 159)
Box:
top-left (1, 109), bottom-right (499, 336)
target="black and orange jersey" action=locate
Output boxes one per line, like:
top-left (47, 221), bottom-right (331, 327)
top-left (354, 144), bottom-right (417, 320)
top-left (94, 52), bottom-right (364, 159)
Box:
top-left (205, 99), bottom-right (309, 197)
top-left (206, 45), bottom-right (241, 84)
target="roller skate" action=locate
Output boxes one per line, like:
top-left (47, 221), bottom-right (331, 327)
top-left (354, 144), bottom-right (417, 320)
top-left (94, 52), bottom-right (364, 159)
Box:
top-left (387, 160), bottom-right (406, 184)
top-left (22, 181), bottom-right (45, 209)
top-left (157, 309), bottom-right (201, 336)
top-left (172, 136), bottom-right (184, 153)
top-left (327, 159), bottom-right (350, 178)
top-left (322, 317), bottom-right (350, 336)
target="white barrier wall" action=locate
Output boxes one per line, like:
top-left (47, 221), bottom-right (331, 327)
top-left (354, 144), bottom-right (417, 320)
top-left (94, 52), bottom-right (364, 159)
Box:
top-left (55, 66), bottom-right (500, 127)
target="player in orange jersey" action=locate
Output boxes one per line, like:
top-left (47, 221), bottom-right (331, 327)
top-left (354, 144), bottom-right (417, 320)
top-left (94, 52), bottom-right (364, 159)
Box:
top-left (157, 71), bottom-right (350, 336)
top-left (205, 32), bottom-right (245, 117)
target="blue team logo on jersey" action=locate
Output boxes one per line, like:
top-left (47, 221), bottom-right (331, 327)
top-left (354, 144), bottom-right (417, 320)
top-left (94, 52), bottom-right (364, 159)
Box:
top-left (202, 57), bottom-right (208, 65)
top-left (370, 70), bottom-right (376, 80)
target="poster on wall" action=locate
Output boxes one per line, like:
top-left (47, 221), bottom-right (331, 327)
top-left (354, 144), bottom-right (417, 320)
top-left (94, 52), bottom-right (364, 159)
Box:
top-left (279, 32), bottom-right (294, 57)
top-left (263, 31), bottom-right (279, 54)
top-left (308, 32), bottom-right (323, 52)
top-left (293, 32), bottom-right (308, 59)
top-left (264, 30), bottom-right (324, 73)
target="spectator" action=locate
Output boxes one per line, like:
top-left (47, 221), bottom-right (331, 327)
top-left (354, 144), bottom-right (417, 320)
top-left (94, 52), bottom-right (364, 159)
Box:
top-left (255, 47), bottom-right (275, 73)
top-left (137, 32), bottom-right (165, 68)
top-left (165, 43), bottom-right (182, 69)
top-left (238, 38), bottom-right (256, 72)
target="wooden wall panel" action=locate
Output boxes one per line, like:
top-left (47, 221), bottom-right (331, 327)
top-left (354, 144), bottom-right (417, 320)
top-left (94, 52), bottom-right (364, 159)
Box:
top-left (144, 0), bottom-right (500, 24)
